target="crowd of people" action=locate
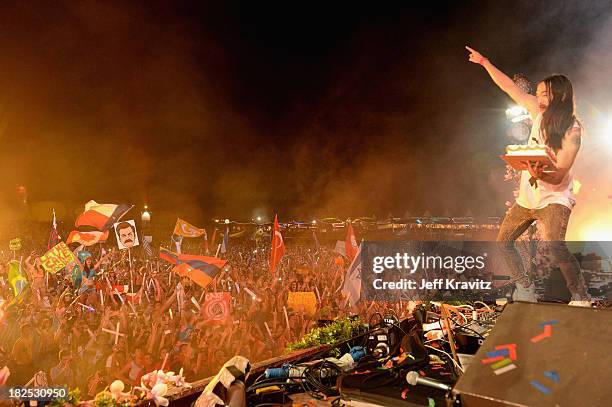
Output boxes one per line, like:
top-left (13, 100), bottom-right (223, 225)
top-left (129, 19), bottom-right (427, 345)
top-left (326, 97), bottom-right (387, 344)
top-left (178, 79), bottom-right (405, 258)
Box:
top-left (0, 227), bottom-right (389, 399)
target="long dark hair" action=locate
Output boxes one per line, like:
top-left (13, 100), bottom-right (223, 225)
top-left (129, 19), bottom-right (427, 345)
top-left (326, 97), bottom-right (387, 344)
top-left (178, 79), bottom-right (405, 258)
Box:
top-left (539, 75), bottom-right (578, 151)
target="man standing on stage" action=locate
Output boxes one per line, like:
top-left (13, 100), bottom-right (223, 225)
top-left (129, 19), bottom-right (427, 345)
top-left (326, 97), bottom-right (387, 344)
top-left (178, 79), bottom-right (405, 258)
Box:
top-left (466, 46), bottom-right (590, 306)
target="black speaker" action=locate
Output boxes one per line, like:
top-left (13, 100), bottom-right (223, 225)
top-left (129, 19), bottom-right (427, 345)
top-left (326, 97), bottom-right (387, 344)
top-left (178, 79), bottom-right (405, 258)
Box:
top-left (453, 302), bottom-right (612, 406)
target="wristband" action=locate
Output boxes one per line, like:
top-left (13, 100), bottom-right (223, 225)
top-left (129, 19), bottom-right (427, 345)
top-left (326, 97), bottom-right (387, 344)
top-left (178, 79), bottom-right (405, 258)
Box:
top-left (479, 56), bottom-right (489, 66)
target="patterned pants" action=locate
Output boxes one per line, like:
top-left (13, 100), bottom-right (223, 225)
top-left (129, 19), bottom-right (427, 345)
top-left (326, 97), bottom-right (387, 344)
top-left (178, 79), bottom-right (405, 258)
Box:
top-left (496, 203), bottom-right (587, 299)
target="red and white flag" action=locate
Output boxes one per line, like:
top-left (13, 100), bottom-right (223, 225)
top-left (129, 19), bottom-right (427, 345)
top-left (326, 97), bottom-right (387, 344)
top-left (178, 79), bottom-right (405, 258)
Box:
top-left (47, 209), bottom-right (61, 249)
top-left (269, 214), bottom-right (285, 274)
top-left (345, 222), bottom-right (359, 261)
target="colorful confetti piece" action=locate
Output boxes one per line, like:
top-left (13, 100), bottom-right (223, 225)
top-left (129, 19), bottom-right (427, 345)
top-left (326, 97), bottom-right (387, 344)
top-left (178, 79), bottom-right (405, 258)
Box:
top-left (495, 344), bottom-right (517, 360)
top-left (543, 371), bottom-right (560, 383)
top-left (531, 325), bottom-right (553, 343)
top-left (481, 355), bottom-right (504, 364)
top-left (486, 349), bottom-right (509, 358)
top-left (494, 363), bottom-right (517, 375)
top-left (530, 380), bottom-right (551, 394)
top-left (539, 320), bottom-right (559, 327)
top-left (490, 358), bottom-right (513, 370)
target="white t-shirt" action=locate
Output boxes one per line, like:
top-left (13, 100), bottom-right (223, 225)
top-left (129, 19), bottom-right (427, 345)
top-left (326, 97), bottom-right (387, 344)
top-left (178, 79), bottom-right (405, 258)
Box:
top-left (516, 113), bottom-right (579, 210)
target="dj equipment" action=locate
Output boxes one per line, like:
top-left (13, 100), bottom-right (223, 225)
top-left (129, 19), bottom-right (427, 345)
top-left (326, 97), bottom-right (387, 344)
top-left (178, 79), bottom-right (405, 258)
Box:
top-left (453, 302), bottom-right (612, 407)
top-left (366, 314), bottom-right (401, 358)
top-left (338, 308), bottom-right (455, 406)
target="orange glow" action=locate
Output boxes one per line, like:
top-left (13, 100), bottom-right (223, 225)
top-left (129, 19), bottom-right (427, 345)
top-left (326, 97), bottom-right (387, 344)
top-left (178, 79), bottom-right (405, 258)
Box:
top-left (575, 221), bottom-right (612, 241)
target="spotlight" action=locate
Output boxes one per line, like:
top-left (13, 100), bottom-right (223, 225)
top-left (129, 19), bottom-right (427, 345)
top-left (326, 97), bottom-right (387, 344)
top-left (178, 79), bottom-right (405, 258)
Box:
top-left (505, 105), bottom-right (529, 123)
top-left (604, 117), bottom-right (612, 146)
top-left (225, 219), bottom-right (230, 224)
top-left (580, 222), bottom-right (612, 241)
top-left (257, 216), bottom-right (262, 222)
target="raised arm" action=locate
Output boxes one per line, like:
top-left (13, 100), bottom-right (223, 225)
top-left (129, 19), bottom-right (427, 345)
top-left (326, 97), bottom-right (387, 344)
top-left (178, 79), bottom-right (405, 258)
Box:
top-left (94, 252), bottom-right (111, 270)
top-left (466, 46), bottom-right (539, 118)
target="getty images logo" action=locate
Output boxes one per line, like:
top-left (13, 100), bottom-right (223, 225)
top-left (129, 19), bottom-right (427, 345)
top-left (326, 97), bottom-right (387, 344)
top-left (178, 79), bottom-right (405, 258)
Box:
top-left (372, 252), bottom-right (487, 274)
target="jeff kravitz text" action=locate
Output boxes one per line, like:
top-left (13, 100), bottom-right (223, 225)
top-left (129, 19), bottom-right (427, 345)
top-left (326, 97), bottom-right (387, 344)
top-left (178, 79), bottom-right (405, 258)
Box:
top-left (372, 278), bottom-right (492, 290)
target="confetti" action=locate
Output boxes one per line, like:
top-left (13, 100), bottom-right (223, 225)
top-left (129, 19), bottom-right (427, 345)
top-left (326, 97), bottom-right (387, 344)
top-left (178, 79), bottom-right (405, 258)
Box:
top-left (486, 349), bottom-right (509, 358)
top-left (530, 380), bottom-right (551, 394)
top-left (481, 356), bottom-right (504, 364)
top-left (495, 344), bottom-right (517, 360)
top-left (539, 320), bottom-right (559, 327)
top-left (543, 371), bottom-right (560, 383)
top-left (531, 325), bottom-right (553, 343)
top-left (490, 358), bottom-right (513, 370)
top-left (494, 363), bottom-right (517, 375)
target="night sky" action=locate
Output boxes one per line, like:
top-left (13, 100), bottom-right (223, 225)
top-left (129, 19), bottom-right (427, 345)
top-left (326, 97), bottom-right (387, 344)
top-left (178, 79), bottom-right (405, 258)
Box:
top-left (1, 1), bottom-right (611, 225)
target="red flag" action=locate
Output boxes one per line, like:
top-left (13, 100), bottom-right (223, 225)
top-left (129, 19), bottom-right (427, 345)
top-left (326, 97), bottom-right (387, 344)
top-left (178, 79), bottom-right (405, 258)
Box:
top-left (269, 214), bottom-right (285, 274)
top-left (345, 222), bottom-right (358, 261)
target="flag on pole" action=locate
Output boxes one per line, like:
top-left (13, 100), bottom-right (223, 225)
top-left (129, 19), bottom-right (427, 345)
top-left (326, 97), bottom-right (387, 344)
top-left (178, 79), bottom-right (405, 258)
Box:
top-left (210, 229), bottom-right (217, 248)
top-left (342, 243), bottom-right (362, 307)
top-left (142, 236), bottom-right (153, 258)
top-left (66, 230), bottom-right (109, 246)
top-left (203, 229), bottom-right (210, 255)
top-left (312, 229), bottom-right (320, 251)
top-left (47, 209), bottom-right (61, 250)
top-left (220, 226), bottom-right (229, 254)
top-left (174, 218), bottom-right (206, 237)
top-left (345, 222), bottom-right (359, 261)
top-left (8, 260), bottom-right (28, 297)
top-left (172, 235), bottom-right (183, 254)
top-left (75, 200), bottom-right (133, 231)
top-left (269, 214), bottom-right (285, 274)
top-left (160, 248), bottom-right (227, 289)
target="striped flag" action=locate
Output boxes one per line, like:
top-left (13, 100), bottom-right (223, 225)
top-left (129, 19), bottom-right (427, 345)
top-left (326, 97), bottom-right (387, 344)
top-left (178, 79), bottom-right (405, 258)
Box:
top-left (342, 243), bottom-right (362, 307)
top-left (75, 200), bottom-right (133, 231)
top-left (160, 248), bottom-right (227, 289)
top-left (142, 236), bottom-right (153, 258)
top-left (66, 230), bottom-right (109, 246)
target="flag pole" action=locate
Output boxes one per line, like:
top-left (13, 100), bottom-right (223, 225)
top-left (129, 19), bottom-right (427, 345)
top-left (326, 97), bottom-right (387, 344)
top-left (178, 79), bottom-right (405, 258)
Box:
top-left (129, 249), bottom-right (134, 293)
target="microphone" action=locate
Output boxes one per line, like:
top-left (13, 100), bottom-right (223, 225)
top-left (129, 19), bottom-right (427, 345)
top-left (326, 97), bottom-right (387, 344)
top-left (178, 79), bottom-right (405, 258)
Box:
top-left (406, 371), bottom-right (451, 392)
